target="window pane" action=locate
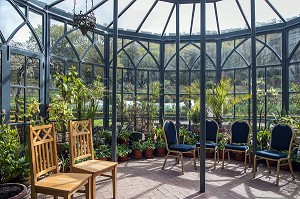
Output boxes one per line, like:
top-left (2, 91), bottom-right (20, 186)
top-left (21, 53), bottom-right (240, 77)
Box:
top-left (27, 57), bottom-right (39, 87)
top-left (11, 54), bottom-right (25, 86)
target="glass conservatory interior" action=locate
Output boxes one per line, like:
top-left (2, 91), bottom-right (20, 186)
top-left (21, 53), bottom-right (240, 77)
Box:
top-left (1, 0), bottom-right (300, 197)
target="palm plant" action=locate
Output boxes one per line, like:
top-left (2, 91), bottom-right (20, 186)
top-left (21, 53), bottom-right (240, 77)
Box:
top-left (206, 77), bottom-right (251, 127)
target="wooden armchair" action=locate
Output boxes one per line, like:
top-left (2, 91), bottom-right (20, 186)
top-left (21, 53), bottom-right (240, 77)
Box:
top-left (28, 123), bottom-right (92, 199)
top-left (69, 120), bottom-right (118, 199)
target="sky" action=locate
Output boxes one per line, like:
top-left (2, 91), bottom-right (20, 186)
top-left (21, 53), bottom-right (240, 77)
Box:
top-left (1, 0), bottom-right (300, 43)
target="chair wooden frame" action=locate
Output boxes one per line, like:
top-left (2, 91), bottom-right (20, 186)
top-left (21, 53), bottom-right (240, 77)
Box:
top-left (161, 121), bottom-right (197, 175)
top-left (28, 123), bottom-right (92, 199)
top-left (69, 119), bottom-right (118, 199)
top-left (253, 124), bottom-right (295, 185)
top-left (222, 121), bottom-right (251, 173)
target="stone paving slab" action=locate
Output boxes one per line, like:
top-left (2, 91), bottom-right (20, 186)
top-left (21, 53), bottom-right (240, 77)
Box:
top-left (33, 156), bottom-right (300, 199)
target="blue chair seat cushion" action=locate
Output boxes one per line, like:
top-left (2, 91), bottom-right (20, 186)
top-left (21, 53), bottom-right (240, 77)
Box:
top-left (206, 142), bottom-right (217, 148)
top-left (195, 142), bottom-right (217, 149)
top-left (256, 150), bottom-right (288, 159)
top-left (169, 144), bottom-right (195, 152)
top-left (224, 144), bottom-right (248, 151)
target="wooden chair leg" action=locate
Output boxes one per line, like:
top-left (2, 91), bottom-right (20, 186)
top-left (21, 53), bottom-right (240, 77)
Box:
top-left (214, 149), bottom-right (217, 169)
top-left (288, 159), bottom-right (295, 180)
top-left (276, 160), bottom-right (281, 186)
top-left (162, 151), bottom-right (170, 170)
top-left (112, 167), bottom-right (117, 199)
top-left (85, 177), bottom-right (92, 199)
top-left (244, 150), bottom-right (247, 173)
top-left (228, 150), bottom-right (231, 163)
top-left (222, 149), bottom-right (225, 169)
top-left (91, 175), bottom-right (96, 199)
top-left (54, 196), bottom-right (58, 199)
top-left (248, 152), bottom-right (251, 166)
top-left (253, 155), bottom-right (257, 178)
top-left (31, 187), bottom-right (37, 199)
top-left (193, 150), bottom-right (197, 170)
top-left (266, 160), bottom-right (271, 174)
top-left (181, 153), bottom-right (184, 175)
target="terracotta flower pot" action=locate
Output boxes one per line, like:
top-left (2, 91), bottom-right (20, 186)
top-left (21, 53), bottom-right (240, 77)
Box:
top-left (133, 150), bottom-right (143, 159)
top-left (234, 151), bottom-right (244, 161)
top-left (183, 152), bottom-right (195, 158)
top-left (206, 150), bottom-right (214, 158)
top-left (143, 149), bottom-right (154, 158)
top-left (155, 147), bottom-right (166, 157)
top-left (118, 155), bottom-right (129, 162)
top-left (219, 150), bottom-right (228, 159)
top-left (0, 183), bottom-right (28, 199)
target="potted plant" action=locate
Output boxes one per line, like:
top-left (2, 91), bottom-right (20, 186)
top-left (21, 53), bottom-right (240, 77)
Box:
top-left (153, 127), bottom-right (166, 156)
top-left (117, 128), bottom-right (131, 145)
top-left (132, 141), bottom-right (143, 159)
top-left (0, 120), bottom-right (29, 198)
top-left (59, 155), bottom-right (70, 173)
top-left (94, 145), bottom-right (111, 161)
top-left (142, 139), bottom-right (155, 158)
top-left (117, 144), bottom-right (132, 162)
top-left (217, 132), bottom-right (228, 159)
top-left (206, 77), bottom-right (251, 128)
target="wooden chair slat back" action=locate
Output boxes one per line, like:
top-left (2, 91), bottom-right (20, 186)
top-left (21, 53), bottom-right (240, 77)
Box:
top-left (28, 123), bottom-right (58, 183)
top-left (69, 120), bottom-right (94, 168)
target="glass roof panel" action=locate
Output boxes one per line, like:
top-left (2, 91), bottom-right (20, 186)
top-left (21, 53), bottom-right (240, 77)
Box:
top-left (179, 4), bottom-right (193, 35)
top-left (119, 0), bottom-right (157, 33)
top-left (268, 0), bottom-right (300, 21)
top-left (0, 1), bottom-right (24, 40)
top-left (205, 3), bottom-right (218, 34)
top-left (94, 0), bottom-right (113, 27)
top-left (256, 0), bottom-right (282, 26)
top-left (218, 0), bottom-right (248, 33)
top-left (191, 4), bottom-right (200, 35)
top-left (31, 0), bottom-right (300, 36)
top-left (164, 5), bottom-right (176, 35)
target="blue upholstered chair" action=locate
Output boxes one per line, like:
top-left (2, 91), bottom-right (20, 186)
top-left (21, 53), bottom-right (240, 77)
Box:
top-left (222, 121), bottom-right (251, 173)
top-left (162, 121), bottom-right (197, 175)
top-left (253, 124), bottom-right (295, 185)
top-left (196, 120), bottom-right (219, 169)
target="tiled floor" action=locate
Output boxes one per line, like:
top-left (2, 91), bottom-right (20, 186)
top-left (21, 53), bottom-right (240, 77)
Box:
top-left (35, 156), bottom-right (300, 199)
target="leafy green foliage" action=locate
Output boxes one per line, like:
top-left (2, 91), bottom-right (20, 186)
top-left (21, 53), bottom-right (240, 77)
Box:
top-left (206, 77), bottom-right (251, 126)
top-left (155, 140), bottom-right (166, 148)
top-left (117, 128), bottom-right (131, 141)
top-left (117, 144), bottom-right (132, 157)
top-left (142, 139), bottom-right (155, 150)
top-left (257, 128), bottom-right (271, 150)
top-left (94, 145), bottom-right (111, 158)
top-left (132, 141), bottom-right (143, 150)
top-left (153, 126), bottom-right (164, 141)
top-left (0, 123), bottom-right (29, 183)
